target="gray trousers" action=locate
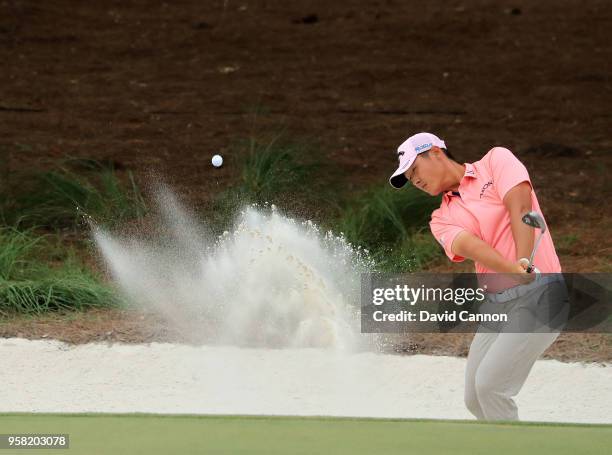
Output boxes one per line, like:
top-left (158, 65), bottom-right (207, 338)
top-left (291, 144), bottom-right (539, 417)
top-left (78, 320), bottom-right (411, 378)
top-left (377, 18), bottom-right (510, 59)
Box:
top-left (464, 276), bottom-right (569, 421)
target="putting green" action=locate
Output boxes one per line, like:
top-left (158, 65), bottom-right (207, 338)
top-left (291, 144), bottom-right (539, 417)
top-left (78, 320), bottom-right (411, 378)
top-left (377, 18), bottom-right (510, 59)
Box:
top-left (0, 414), bottom-right (610, 455)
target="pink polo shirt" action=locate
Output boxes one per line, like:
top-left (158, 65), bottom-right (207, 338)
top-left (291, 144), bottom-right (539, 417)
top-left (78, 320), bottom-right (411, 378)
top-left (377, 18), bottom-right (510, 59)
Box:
top-left (429, 147), bottom-right (562, 274)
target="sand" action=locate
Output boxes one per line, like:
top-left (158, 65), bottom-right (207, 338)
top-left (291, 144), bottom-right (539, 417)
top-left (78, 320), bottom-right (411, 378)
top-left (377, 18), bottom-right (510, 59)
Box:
top-left (1, 338), bottom-right (609, 423)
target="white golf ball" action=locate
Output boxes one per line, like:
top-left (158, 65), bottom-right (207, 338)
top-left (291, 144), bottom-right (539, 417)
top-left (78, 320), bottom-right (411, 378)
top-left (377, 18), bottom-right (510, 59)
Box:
top-left (212, 154), bottom-right (223, 167)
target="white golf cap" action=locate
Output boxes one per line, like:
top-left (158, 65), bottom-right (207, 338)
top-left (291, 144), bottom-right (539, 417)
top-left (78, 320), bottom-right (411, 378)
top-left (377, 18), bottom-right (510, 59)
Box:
top-left (389, 132), bottom-right (447, 189)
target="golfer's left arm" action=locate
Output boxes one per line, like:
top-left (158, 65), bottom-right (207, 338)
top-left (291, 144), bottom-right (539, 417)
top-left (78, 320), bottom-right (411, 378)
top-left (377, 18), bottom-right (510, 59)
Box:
top-left (503, 182), bottom-right (534, 261)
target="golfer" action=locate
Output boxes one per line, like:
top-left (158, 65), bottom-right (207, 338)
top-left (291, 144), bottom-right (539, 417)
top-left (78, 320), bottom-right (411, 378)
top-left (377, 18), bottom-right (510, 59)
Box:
top-left (389, 132), bottom-right (567, 421)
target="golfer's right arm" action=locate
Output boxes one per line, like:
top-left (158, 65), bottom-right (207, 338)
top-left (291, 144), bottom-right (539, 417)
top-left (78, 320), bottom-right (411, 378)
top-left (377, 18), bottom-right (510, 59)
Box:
top-left (451, 231), bottom-right (523, 274)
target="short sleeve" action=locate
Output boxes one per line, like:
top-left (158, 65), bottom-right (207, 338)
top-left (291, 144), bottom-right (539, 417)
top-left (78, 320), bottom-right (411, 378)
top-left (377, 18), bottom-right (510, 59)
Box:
top-left (429, 209), bottom-right (467, 262)
top-left (488, 147), bottom-right (532, 201)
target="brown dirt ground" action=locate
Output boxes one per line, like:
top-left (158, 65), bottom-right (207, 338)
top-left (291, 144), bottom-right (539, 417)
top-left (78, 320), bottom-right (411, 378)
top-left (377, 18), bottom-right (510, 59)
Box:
top-left (0, 1), bottom-right (610, 359)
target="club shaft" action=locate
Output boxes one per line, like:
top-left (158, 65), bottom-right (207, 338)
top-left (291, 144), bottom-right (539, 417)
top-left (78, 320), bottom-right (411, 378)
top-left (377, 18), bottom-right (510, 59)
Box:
top-left (529, 230), bottom-right (545, 267)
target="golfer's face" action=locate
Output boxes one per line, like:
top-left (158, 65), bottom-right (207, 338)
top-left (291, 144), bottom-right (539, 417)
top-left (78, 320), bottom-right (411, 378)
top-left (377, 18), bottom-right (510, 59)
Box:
top-left (404, 153), bottom-right (438, 195)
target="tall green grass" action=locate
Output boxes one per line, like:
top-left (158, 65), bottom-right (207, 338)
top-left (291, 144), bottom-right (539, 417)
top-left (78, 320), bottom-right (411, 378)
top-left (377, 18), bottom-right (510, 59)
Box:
top-left (210, 133), bottom-right (335, 231)
top-left (1, 165), bottom-right (147, 230)
top-left (337, 185), bottom-right (443, 272)
top-left (0, 227), bottom-right (117, 316)
top-left (241, 135), bottom-right (311, 201)
top-left (338, 185), bottom-right (439, 247)
top-left (0, 157), bottom-right (139, 315)
top-left (368, 232), bottom-right (442, 272)
top-left (0, 271), bottom-right (118, 316)
top-left (0, 228), bottom-right (41, 280)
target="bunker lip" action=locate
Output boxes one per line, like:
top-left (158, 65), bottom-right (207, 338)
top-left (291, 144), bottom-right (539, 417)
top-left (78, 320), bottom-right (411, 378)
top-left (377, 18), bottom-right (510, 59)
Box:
top-left (1, 310), bottom-right (609, 363)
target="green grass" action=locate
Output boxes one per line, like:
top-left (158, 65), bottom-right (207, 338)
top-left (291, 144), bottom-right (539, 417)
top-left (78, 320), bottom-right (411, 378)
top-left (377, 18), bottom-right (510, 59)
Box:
top-left (337, 185), bottom-right (439, 247)
top-left (336, 184), bottom-right (442, 272)
top-left (0, 269), bottom-right (118, 316)
top-left (239, 133), bottom-right (313, 202)
top-left (210, 133), bottom-right (339, 232)
top-left (1, 164), bottom-right (147, 230)
top-left (367, 231), bottom-right (442, 273)
top-left (0, 414), bottom-right (609, 455)
top-left (0, 228), bottom-right (117, 316)
top-left (0, 228), bottom-right (42, 280)
top-left (0, 157), bottom-right (139, 315)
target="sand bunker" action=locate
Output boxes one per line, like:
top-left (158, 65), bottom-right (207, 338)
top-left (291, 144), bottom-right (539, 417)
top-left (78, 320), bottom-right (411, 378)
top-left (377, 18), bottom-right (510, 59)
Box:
top-left (1, 338), bottom-right (609, 424)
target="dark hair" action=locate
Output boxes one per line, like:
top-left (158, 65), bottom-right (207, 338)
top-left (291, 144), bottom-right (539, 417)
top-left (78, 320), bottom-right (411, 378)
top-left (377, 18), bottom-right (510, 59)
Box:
top-left (442, 148), bottom-right (457, 161)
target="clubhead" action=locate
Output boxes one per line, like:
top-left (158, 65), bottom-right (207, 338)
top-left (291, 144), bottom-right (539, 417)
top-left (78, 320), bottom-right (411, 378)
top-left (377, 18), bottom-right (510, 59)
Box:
top-left (521, 211), bottom-right (547, 233)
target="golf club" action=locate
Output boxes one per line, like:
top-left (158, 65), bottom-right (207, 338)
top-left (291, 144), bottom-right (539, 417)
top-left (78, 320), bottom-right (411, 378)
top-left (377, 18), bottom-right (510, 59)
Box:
top-left (521, 211), bottom-right (547, 273)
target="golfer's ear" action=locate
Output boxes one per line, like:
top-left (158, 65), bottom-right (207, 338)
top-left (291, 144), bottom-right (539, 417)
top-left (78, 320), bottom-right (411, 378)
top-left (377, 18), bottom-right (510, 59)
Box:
top-left (430, 146), bottom-right (443, 157)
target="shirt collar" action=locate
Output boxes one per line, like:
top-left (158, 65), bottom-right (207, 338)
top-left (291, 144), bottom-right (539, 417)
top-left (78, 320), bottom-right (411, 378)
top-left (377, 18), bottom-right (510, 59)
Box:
top-left (463, 162), bottom-right (476, 179)
top-left (443, 163), bottom-right (476, 200)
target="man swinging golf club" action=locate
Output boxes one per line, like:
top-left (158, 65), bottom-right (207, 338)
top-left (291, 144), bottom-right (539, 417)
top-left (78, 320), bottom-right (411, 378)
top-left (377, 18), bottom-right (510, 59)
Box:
top-left (389, 132), bottom-right (568, 421)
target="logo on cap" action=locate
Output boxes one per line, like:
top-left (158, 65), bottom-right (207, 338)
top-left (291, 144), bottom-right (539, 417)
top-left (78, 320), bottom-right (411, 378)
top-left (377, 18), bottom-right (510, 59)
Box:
top-left (415, 142), bottom-right (433, 152)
